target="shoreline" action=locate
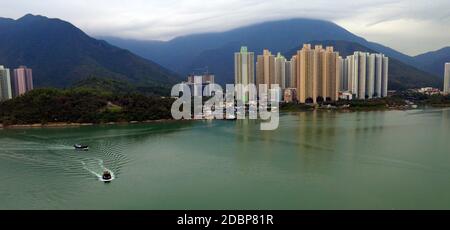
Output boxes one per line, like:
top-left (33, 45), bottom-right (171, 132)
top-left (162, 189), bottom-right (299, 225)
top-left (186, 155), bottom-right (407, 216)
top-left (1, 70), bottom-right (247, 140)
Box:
top-left (0, 119), bottom-right (178, 129)
top-left (1, 105), bottom-right (449, 130)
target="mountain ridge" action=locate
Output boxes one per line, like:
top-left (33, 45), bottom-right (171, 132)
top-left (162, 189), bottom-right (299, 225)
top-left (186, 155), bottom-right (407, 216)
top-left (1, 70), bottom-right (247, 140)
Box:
top-left (414, 47), bottom-right (450, 77)
top-left (0, 14), bottom-right (180, 91)
top-left (103, 18), bottom-right (418, 72)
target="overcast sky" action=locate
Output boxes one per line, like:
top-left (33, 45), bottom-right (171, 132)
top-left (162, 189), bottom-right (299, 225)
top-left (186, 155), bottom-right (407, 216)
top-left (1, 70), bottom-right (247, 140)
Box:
top-left (1, 0), bottom-right (449, 56)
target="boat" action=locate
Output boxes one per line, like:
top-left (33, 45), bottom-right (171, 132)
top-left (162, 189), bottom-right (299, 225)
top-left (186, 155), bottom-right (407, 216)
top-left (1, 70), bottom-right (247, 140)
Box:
top-left (102, 171), bottom-right (113, 183)
top-left (225, 116), bottom-right (237, 120)
top-left (73, 144), bottom-right (89, 151)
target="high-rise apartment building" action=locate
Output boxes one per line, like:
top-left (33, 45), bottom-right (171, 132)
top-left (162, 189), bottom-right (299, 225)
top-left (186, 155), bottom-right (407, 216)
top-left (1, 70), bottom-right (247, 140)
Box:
top-left (12, 66), bottom-right (33, 97)
top-left (256, 49), bottom-right (275, 89)
top-left (314, 45), bottom-right (324, 101)
top-left (288, 56), bottom-right (297, 89)
top-left (345, 52), bottom-right (388, 99)
top-left (357, 52), bottom-right (367, 99)
top-left (322, 46), bottom-right (340, 101)
top-left (339, 56), bottom-right (346, 92)
top-left (381, 56), bottom-right (389, 97)
top-left (295, 44), bottom-right (341, 103)
top-left (366, 54), bottom-right (376, 99)
top-left (285, 60), bottom-right (292, 88)
top-left (345, 55), bottom-right (354, 93)
top-left (444, 63), bottom-right (450, 94)
top-left (275, 53), bottom-right (287, 89)
top-left (297, 44), bottom-right (314, 103)
top-left (0, 65), bottom-right (13, 101)
top-left (234, 47), bottom-right (255, 103)
top-left (242, 44), bottom-right (388, 103)
top-left (375, 54), bottom-right (383, 97)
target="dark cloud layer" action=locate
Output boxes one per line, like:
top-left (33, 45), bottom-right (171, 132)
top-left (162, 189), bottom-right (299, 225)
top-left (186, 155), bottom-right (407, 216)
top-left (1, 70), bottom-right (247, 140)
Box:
top-left (1, 0), bottom-right (449, 55)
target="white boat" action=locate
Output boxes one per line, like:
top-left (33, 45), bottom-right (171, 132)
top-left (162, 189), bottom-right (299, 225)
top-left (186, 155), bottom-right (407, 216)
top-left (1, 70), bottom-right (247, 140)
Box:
top-left (74, 144), bottom-right (89, 151)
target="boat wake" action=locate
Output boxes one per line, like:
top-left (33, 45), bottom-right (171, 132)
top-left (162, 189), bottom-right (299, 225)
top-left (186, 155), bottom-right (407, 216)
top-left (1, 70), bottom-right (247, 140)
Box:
top-left (81, 159), bottom-right (115, 182)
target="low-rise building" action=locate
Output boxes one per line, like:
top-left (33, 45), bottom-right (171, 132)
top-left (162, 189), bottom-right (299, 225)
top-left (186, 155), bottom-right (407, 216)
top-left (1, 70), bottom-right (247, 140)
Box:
top-left (339, 91), bottom-right (353, 100)
top-left (417, 87), bottom-right (441, 95)
top-left (186, 73), bottom-right (216, 97)
top-left (283, 88), bottom-right (297, 103)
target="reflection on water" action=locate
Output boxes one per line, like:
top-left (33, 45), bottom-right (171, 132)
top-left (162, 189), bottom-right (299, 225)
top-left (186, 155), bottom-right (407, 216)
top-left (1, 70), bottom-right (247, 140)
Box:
top-left (1, 109), bottom-right (450, 209)
top-left (0, 122), bottom-right (194, 209)
top-left (82, 159), bottom-right (115, 182)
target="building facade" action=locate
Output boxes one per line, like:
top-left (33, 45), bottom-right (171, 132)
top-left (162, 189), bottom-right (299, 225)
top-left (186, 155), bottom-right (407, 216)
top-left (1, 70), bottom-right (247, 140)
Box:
top-left (283, 88), bottom-right (297, 103)
top-left (322, 46), bottom-right (340, 101)
top-left (366, 54), bottom-right (375, 99)
top-left (275, 52), bottom-right (287, 89)
top-left (381, 56), bottom-right (389, 97)
top-left (285, 60), bottom-right (292, 89)
top-left (186, 73), bottom-right (215, 97)
top-left (234, 44), bottom-right (389, 104)
top-left (344, 52), bottom-right (388, 99)
top-left (444, 63), bottom-right (450, 94)
top-left (297, 44), bottom-right (314, 103)
top-left (288, 56), bottom-right (297, 89)
top-left (235, 47), bottom-right (255, 103)
top-left (295, 44), bottom-right (341, 103)
top-left (13, 66), bottom-right (34, 97)
top-left (0, 65), bottom-right (13, 101)
top-left (256, 49), bottom-right (275, 89)
top-left (339, 56), bottom-right (346, 92)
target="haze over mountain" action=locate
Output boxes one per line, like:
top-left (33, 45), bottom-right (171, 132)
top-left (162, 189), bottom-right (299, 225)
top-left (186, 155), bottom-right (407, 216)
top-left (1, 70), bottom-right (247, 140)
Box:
top-left (105, 18), bottom-right (417, 68)
top-left (105, 18), bottom-right (413, 68)
top-left (414, 47), bottom-right (450, 77)
top-left (104, 18), bottom-right (444, 89)
top-left (0, 14), bottom-right (179, 91)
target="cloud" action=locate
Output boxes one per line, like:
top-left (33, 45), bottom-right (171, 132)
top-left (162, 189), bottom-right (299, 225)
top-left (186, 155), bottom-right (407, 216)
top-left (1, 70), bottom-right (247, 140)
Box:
top-left (1, 0), bottom-right (449, 55)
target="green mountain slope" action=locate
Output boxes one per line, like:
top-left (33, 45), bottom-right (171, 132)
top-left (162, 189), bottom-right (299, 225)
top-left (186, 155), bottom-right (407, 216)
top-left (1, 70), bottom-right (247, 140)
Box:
top-left (0, 14), bottom-right (180, 91)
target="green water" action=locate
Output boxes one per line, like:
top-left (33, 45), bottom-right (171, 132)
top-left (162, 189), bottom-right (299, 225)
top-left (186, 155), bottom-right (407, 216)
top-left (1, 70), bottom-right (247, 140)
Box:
top-left (1, 109), bottom-right (450, 210)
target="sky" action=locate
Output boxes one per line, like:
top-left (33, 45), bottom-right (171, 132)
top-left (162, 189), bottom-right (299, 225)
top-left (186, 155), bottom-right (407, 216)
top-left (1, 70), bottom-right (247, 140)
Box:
top-left (1, 0), bottom-right (449, 56)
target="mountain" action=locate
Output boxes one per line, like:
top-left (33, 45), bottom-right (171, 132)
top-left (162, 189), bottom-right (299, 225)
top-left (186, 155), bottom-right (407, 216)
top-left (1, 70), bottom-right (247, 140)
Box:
top-left (0, 14), bottom-right (179, 90)
top-left (414, 47), bottom-right (450, 77)
top-left (104, 18), bottom-right (418, 80)
top-left (285, 41), bottom-right (442, 90)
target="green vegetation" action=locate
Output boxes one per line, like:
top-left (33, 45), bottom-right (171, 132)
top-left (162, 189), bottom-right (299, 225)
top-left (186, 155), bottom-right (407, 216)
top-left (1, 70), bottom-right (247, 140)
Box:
top-left (281, 97), bottom-right (409, 112)
top-left (280, 103), bottom-right (315, 111)
top-left (0, 88), bottom-right (174, 126)
top-left (393, 91), bottom-right (450, 107)
top-left (424, 95), bottom-right (450, 107)
top-left (335, 97), bottom-right (407, 110)
top-left (280, 92), bottom-right (450, 112)
top-left (72, 77), bottom-right (172, 96)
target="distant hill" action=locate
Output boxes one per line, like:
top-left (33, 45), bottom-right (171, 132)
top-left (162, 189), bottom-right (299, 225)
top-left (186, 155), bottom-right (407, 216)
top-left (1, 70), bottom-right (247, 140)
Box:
top-left (0, 14), bottom-right (180, 91)
top-left (285, 41), bottom-right (442, 90)
top-left (414, 47), bottom-right (450, 78)
top-left (104, 18), bottom-right (418, 79)
top-left (104, 18), bottom-right (444, 89)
